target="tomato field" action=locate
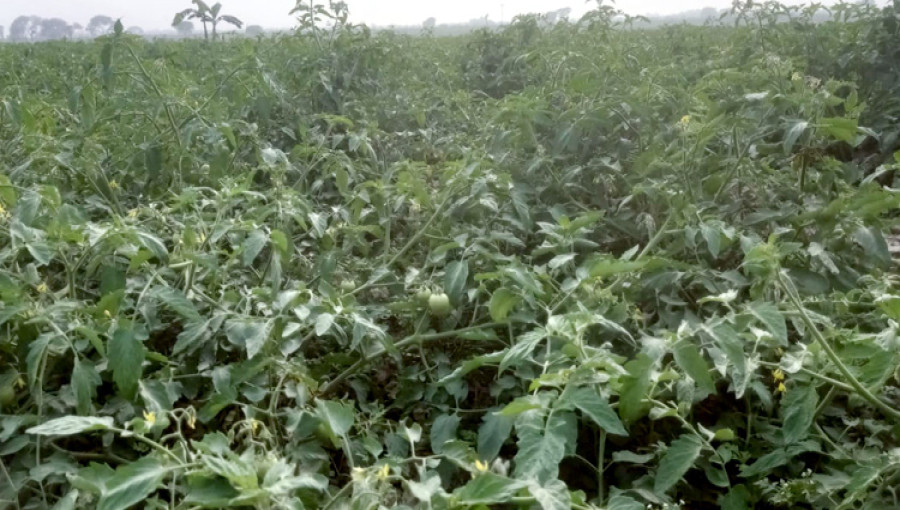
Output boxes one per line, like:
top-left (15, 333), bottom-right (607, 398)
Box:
top-left (3, 2), bottom-right (900, 508)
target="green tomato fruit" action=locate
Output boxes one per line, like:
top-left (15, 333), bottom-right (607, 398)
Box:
top-left (340, 280), bottom-right (356, 292)
top-left (428, 293), bottom-right (452, 317)
top-left (415, 289), bottom-right (432, 303)
top-left (0, 384), bottom-right (15, 407)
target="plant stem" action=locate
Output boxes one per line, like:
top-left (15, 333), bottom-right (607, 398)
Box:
top-left (778, 271), bottom-right (900, 422)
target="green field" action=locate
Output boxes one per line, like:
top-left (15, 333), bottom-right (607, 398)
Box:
top-left (3, 2), bottom-right (900, 508)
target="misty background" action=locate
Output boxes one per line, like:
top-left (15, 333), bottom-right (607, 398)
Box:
top-left (0, 0), bottom-right (886, 40)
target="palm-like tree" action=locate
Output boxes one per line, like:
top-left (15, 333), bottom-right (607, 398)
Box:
top-left (172, 1), bottom-right (243, 41)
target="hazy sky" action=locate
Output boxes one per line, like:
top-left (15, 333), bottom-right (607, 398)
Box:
top-left (0, 0), bottom-right (873, 32)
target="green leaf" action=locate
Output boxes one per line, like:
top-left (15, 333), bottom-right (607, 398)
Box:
top-left (224, 319), bottom-right (270, 359)
top-left (607, 491), bottom-right (645, 510)
top-left (587, 257), bottom-right (648, 278)
top-left (27, 416), bottom-right (114, 436)
top-left (154, 287), bottom-right (201, 321)
top-left (108, 327), bottom-right (144, 400)
top-left (315, 313), bottom-right (334, 337)
top-left (705, 323), bottom-right (749, 398)
top-left (184, 476), bottom-right (239, 506)
top-left (653, 434), bottom-right (703, 495)
top-left (407, 474), bottom-right (444, 503)
top-left (242, 229), bottom-right (268, 266)
top-left (444, 260), bottom-right (469, 306)
top-left (559, 386), bottom-right (627, 436)
top-left (430, 414), bottom-right (460, 454)
top-left (489, 288), bottom-right (520, 322)
top-left (513, 410), bottom-right (573, 483)
top-left (739, 441), bottom-right (819, 478)
top-left (26, 240), bottom-right (53, 266)
top-left (99, 457), bottom-right (166, 510)
top-left (498, 396), bottom-right (541, 416)
top-left (315, 399), bottom-right (355, 437)
top-left (853, 226), bottom-right (891, 268)
top-left (618, 354), bottom-right (653, 423)
top-left (453, 473), bottom-right (525, 505)
top-left (819, 117), bottom-right (857, 142)
top-left (701, 223), bottom-right (721, 259)
top-left (673, 341), bottom-right (716, 399)
top-left (50, 489), bottom-right (79, 510)
top-left (136, 231), bottom-right (168, 261)
top-left (527, 479), bottom-right (571, 510)
top-left (72, 359), bottom-right (101, 415)
top-left (478, 412), bottom-right (513, 460)
top-left (739, 449), bottom-right (789, 478)
top-left (783, 120), bottom-right (809, 153)
top-left (748, 302), bottom-right (787, 345)
top-left (720, 485), bottom-right (751, 510)
top-left (781, 383), bottom-right (817, 444)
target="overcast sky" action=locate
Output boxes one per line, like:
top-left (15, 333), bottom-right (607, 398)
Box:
top-left (0, 0), bottom-right (878, 32)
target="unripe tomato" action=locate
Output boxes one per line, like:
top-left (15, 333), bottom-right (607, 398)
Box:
top-left (415, 289), bottom-right (432, 303)
top-left (0, 384), bottom-right (15, 407)
top-left (428, 293), bottom-right (451, 317)
top-left (340, 280), bottom-right (356, 292)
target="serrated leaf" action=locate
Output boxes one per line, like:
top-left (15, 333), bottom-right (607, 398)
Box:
top-left (478, 412), bottom-right (513, 460)
top-left (444, 260), bottom-right (469, 306)
top-left (548, 253), bottom-right (576, 269)
top-left (618, 354), bottom-right (653, 423)
top-left (607, 491), bottom-right (645, 510)
top-left (27, 416), bottom-right (114, 436)
top-left (720, 485), bottom-right (751, 510)
top-left (98, 456), bottom-right (166, 510)
top-left (673, 341), bottom-right (716, 399)
top-left (224, 319), bottom-right (270, 359)
top-left (780, 383), bottom-right (817, 444)
top-left (528, 479), bottom-right (571, 510)
top-left (853, 226), bottom-right (891, 268)
top-left (820, 117), bottom-right (857, 142)
top-left (72, 359), bottom-right (101, 415)
top-left (454, 473), bottom-right (525, 505)
top-left (315, 313), bottom-right (334, 336)
top-left (748, 302), bottom-right (787, 345)
top-left (108, 327), bottom-right (144, 400)
top-left (653, 434), bottom-right (703, 495)
top-left (705, 323), bottom-right (749, 398)
top-left (559, 386), bottom-right (626, 436)
top-left (242, 229), bottom-right (268, 266)
top-left (407, 474), bottom-right (444, 502)
top-left (513, 410), bottom-right (573, 483)
top-left (154, 287), bottom-right (201, 321)
top-left (489, 288), bottom-right (520, 322)
top-left (430, 414), bottom-right (460, 454)
top-left (136, 231), bottom-right (168, 261)
top-left (783, 120), bottom-right (809, 153)
top-left (315, 399), bottom-right (354, 437)
top-left (701, 223), bottom-right (721, 259)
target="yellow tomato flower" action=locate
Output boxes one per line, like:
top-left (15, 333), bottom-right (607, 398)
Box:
top-left (0, 203), bottom-right (8, 220)
top-left (188, 414), bottom-right (196, 429)
top-left (679, 115), bottom-right (691, 127)
top-left (251, 419), bottom-right (260, 434)
top-left (474, 459), bottom-right (489, 473)
top-left (36, 283), bottom-right (49, 294)
top-left (773, 369), bottom-right (785, 382)
top-left (376, 464), bottom-right (390, 480)
top-left (776, 382), bottom-right (787, 393)
top-left (128, 209), bottom-right (139, 219)
top-left (109, 180), bottom-right (119, 190)
top-left (143, 410), bottom-right (157, 425)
